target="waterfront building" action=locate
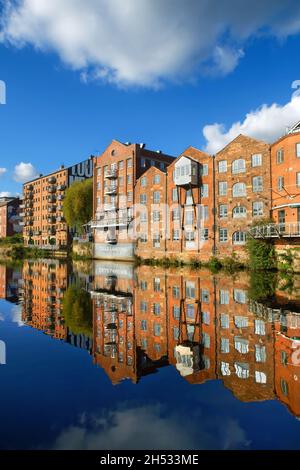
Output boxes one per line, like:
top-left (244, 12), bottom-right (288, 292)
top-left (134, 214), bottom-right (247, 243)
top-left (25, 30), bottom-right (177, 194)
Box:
top-left (0, 196), bottom-right (22, 238)
top-left (21, 158), bottom-right (93, 249)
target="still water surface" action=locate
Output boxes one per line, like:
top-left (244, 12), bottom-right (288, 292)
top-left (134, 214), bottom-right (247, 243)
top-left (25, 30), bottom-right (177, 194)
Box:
top-left (1, 259), bottom-right (300, 450)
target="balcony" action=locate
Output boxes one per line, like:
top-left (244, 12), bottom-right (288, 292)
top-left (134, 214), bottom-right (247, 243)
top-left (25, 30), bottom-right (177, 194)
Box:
top-left (57, 195), bottom-right (64, 201)
top-left (25, 201), bottom-right (33, 208)
top-left (57, 184), bottom-right (66, 191)
top-left (47, 186), bottom-right (56, 193)
top-left (48, 216), bottom-right (56, 224)
top-left (34, 230), bottom-right (41, 236)
top-left (56, 216), bottom-right (64, 222)
top-left (104, 184), bottom-right (118, 195)
top-left (48, 206), bottom-right (56, 213)
top-left (48, 228), bottom-right (56, 235)
top-left (20, 204), bottom-right (25, 209)
top-left (48, 177), bottom-right (56, 184)
top-left (27, 192), bottom-right (34, 199)
top-left (104, 168), bottom-right (118, 179)
top-left (26, 184), bottom-right (33, 191)
top-left (249, 222), bottom-right (300, 238)
top-left (90, 216), bottom-right (132, 228)
top-left (47, 195), bottom-right (56, 203)
top-left (20, 212), bottom-right (25, 218)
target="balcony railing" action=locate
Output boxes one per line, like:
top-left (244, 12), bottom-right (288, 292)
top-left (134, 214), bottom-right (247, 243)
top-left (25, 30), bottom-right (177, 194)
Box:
top-left (104, 185), bottom-right (118, 195)
top-left (249, 222), bottom-right (300, 238)
top-left (104, 168), bottom-right (118, 179)
top-left (104, 203), bottom-right (117, 212)
top-left (90, 216), bottom-right (133, 228)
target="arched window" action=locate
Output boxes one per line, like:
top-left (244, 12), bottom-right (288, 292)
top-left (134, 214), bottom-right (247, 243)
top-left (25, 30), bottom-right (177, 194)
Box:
top-left (232, 182), bottom-right (246, 197)
top-left (232, 231), bottom-right (247, 245)
top-left (233, 206), bottom-right (247, 218)
top-left (232, 159), bottom-right (246, 174)
top-left (232, 158), bottom-right (246, 174)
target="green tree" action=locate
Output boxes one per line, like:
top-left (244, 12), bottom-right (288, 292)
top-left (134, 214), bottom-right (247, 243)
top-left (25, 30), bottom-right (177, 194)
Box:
top-left (62, 284), bottom-right (93, 336)
top-left (63, 179), bottom-right (93, 234)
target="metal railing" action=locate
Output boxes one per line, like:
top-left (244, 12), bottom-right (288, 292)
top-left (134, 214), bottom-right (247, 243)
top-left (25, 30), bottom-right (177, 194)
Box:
top-left (249, 222), bottom-right (300, 238)
top-left (90, 216), bottom-right (133, 228)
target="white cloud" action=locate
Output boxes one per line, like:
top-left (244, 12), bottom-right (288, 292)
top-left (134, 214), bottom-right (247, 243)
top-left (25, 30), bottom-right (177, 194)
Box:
top-left (13, 162), bottom-right (39, 183)
top-left (1, 1), bottom-right (300, 87)
top-left (0, 168), bottom-right (7, 177)
top-left (203, 95), bottom-right (300, 154)
top-left (51, 404), bottom-right (249, 450)
top-left (0, 191), bottom-right (11, 197)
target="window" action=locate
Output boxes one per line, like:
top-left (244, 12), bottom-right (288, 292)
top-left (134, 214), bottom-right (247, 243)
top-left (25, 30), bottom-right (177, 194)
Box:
top-left (187, 304), bottom-right (195, 318)
top-left (220, 314), bottom-right (229, 329)
top-left (141, 176), bottom-right (147, 187)
top-left (220, 290), bottom-right (229, 305)
top-left (172, 229), bottom-right (180, 240)
top-left (172, 208), bottom-right (180, 220)
top-left (253, 201), bottom-right (263, 217)
top-left (234, 316), bottom-right (248, 328)
top-left (160, 162), bottom-right (165, 170)
top-left (234, 337), bottom-right (249, 354)
top-left (255, 345), bottom-right (266, 363)
top-left (219, 204), bottom-right (228, 218)
top-left (281, 350), bottom-right (288, 366)
top-left (140, 193), bottom-right (147, 204)
top-left (185, 210), bottom-right (194, 225)
top-left (278, 209), bottom-right (285, 225)
top-left (185, 231), bottom-right (195, 241)
top-left (202, 311), bottom-right (210, 325)
top-left (127, 191), bottom-right (133, 202)
top-left (233, 289), bottom-right (247, 304)
top-left (200, 163), bottom-right (208, 176)
top-left (221, 362), bottom-right (231, 376)
top-left (296, 143), bottom-right (300, 158)
top-left (201, 184), bottom-right (208, 198)
top-left (127, 174), bottom-right (132, 184)
top-left (232, 158), bottom-right (246, 174)
top-left (127, 158), bottom-right (132, 168)
top-left (154, 323), bottom-right (161, 337)
top-left (277, 148), bottom-right (284, 163)
top-left (140, 211), bottom-right (147, 222)
top-left (153, 303), bottom-right (160, 315)
top-left (153, 174), bottom-right (160, 184)
top-left (218, 160), bottom-right (227, 173)
top-left (173, 306), bottom-right (180, 319)
top-left (141, 158), bottom-right (146, 168)
top-left (233, 206), bottom-right (247, 218)
top-left (232, 182), bottom-right (246, 197)
top-left (153, 191), bottom-right (160, 203)
top-left (140, 301), bottom-right (147, 312)
top-left (153, 233), bottom-right (160, 248)
top-left (186, 281), bottom-right (195, 298)
top-left (252, 153), bottom-right (262, 167)
top-left (221, 337), bottom-right (230, 353)
top-left (199, 205), bottom-right (208, 220)
top-left (172, 188), bottom-right (178, 201)
top-left (202, 333), bottom-right (210, 348)
top-left (234, 362), bottom-right (249, 379)
top-left (281, 378), bottom-right (289, 396)
top-left (173, 326), bottom-right (180, 340)
top-left (255, 319), bottom-right (266, 335)
top-left (97, 167), bottom-right (101, 176)
top-left (232, 231), bottom-right (247, 245)
top-left (200, 228), bottom-right (209, 241)
top-left (297, 173), bottom-right (300, 187)
top-left (140, 233), bottom-right (148, 242)
top-left (219, 228), bottom-right (228, 243)
top-left (153, 210), bottom-right (160, 222)
top-left (140, 280), bottom-right (147, 290)
top-left (141, 320), bottom-right (147, 331)
top-left (277, 176), bottom-right (284, 191)
top-left (186, 189), bottom-right (193, 205)
top-left (154, 277), bottom-right (161, 292)
top-left (173, 286), bottom-right (180, 298)
top-left (201, 289), bottom-right (210, 303)
top-left (253, 176), bottom-right (263, 192)
top-left (255, 371), bottom-right (267, 384)
top-left (219, 181), bottom-right (227, 196)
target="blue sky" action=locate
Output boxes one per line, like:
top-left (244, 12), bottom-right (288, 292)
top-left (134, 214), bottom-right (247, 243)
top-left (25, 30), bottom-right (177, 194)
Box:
top-left (1, 0), bottom-right (300, 196)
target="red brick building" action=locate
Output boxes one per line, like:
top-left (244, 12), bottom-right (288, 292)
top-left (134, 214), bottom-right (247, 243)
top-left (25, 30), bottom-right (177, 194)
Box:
top-left (0, 197), bottom-right (21, 238)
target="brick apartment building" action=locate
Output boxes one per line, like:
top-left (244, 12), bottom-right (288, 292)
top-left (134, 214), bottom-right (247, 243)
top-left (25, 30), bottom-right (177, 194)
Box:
top-left (21, 158), bottom-right (93, 249)
top-left (91, 140), bottom-right (174, 260)
top-left (0, 264), bottom-right (21, 302)
top-left (0, 197), bottom-right (21, 238)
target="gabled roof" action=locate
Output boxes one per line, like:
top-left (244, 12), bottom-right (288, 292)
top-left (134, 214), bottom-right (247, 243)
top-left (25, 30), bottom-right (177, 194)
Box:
top-left (216, 134), bottom-right (269, 155)
top-left (288, 120), bottom-right (300, 134)
top-left (167, 146), bottom-right (211, 169)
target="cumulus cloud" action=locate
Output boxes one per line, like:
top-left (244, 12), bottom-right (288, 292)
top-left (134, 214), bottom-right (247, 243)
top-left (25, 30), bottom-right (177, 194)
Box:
top-left (0, 191), bottom-right (11, 197)
top-left (0, 168), bottom-right (7, 177)
top-left (13, 162), bottom-right (39, 183)
top-left (1, 1), bottom-right (300, 87)
top-left (203, 95), bottom-right (300, 154)
top-left (51, 404), bottom-right (250, 450)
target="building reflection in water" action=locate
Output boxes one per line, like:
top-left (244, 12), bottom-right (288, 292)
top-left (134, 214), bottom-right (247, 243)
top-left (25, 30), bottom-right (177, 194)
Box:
top-left (20, 259), bottom-right (300, 418)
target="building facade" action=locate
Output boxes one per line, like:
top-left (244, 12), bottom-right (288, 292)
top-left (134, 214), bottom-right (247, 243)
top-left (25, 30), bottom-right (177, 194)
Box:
top-left (21, 158), bottom-right (93, 249)
top-left (0, 197), bottom-right (21, 238)
top-left (91, 140), bottom-right (174, 260)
